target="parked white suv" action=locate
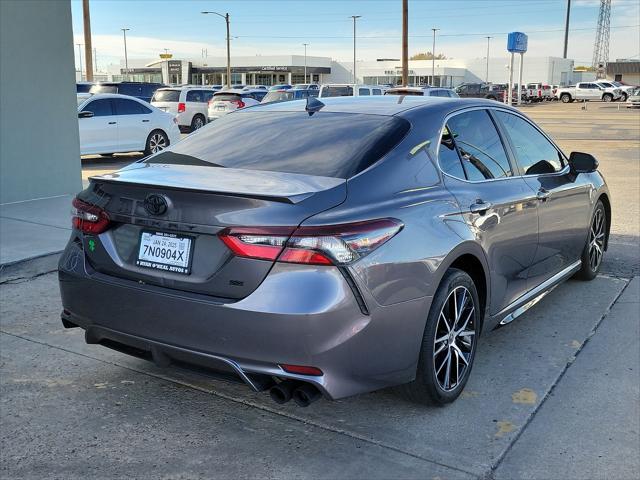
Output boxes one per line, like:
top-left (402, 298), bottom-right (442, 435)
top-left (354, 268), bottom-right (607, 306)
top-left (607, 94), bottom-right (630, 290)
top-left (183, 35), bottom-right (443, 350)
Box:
top-left (318, 84), bottom-right (384, 98)
top-left (151, 86), bottom-right (218, 132)
top-left (207, 89), bottom-right (264, 120)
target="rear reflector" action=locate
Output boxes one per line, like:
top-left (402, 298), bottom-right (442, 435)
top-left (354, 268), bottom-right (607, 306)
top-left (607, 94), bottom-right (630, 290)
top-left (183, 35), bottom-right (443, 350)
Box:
top-left (72, 198), bottom-right (111, 234)
top-left (218, 219), bottom-right (403, 266)
top-left (280, 364), bottom-right (323, 376)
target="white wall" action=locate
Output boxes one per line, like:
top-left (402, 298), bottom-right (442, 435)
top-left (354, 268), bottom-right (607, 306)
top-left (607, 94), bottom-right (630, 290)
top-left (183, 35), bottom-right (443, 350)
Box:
top-left (0, 0), bottom-right (81, 203)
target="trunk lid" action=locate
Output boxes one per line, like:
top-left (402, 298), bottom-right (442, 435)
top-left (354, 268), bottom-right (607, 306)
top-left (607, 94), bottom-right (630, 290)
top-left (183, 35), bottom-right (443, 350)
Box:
top-left (79, 162), bottom-right (346, 299)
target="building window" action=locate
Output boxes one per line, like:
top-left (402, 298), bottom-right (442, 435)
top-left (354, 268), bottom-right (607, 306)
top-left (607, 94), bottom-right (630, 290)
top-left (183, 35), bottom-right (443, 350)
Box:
top-left (231, 73), bottom-right (243, 84)
top-left (614, 74), bottom-right (622, 81)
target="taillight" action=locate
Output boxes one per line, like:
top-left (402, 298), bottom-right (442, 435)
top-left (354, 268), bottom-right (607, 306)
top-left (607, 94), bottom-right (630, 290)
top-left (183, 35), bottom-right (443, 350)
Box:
top-left (72, 198), bottom-right (111, 234)
top-left (219, 219), bottom-right (403, 266)
top-left (232, 99), bottom-right (246, 109)
top-left (177, 102), bottom-right (186, 113)
top-left (280, 364), bottom-right (323, 376)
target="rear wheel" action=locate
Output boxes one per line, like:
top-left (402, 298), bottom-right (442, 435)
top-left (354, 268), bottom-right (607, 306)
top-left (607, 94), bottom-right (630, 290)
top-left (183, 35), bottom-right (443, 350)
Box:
top-left (399, 269), bottom-right (480, 405)
top-left (191, 114), bottom-right (205, 131)
top-left (560, 93), bottom-right (572, 103)
top-left (144, 130), bottom-right (169, 156)
top-left (576, 200), bottom-right (607, 280)
top-left (620, 92), bottom-right (628, 102)
top-left (602, 93), bottom-right (613, 102)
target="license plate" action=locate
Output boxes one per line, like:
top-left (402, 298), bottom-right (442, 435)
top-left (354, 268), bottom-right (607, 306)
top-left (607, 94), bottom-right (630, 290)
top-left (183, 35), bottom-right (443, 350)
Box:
top-left (136, 231), bottom-right (193, 275)
top-left (216, 105), bottom-right (225, 111)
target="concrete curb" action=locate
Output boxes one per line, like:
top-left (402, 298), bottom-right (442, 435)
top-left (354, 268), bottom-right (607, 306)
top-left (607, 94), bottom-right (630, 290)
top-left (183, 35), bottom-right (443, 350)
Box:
top-left (0, 251), bottom-right (61, 283)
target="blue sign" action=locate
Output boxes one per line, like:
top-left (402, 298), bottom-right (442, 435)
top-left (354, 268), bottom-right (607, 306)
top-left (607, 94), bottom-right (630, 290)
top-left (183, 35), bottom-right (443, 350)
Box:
top-left (507, 32), bottom-right (528, 53)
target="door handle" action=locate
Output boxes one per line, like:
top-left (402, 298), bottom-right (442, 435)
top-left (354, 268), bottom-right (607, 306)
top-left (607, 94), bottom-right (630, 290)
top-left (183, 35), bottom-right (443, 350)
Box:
top-left (108, 121), bottom-right (116, 125)
top-left (142, 119), bottom-right (149, 122)
top-left (470, 200), bottom-right (492, 214)
top-left (536, 188), bottom-right (551, 201)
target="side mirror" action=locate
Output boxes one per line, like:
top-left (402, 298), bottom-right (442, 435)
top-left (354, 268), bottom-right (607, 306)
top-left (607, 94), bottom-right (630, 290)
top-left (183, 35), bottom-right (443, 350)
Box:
top-left (569, 151), bottom-right (598, 173)
top-left (78, 110), bottom-right (94, 118)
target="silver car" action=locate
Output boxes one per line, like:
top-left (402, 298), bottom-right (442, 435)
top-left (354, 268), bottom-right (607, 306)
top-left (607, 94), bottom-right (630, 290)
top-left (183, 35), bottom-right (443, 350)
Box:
top-left (59, 96), bottom-right (610, 407)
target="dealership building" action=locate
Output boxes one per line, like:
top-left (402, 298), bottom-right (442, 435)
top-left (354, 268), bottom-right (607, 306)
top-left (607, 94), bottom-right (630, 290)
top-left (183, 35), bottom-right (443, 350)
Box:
top-left (105, 54), bottom-right (577, 87)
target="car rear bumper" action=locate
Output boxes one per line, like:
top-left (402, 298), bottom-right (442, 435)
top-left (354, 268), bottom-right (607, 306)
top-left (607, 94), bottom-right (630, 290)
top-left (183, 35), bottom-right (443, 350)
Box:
top-left (58, 238), bottom-right (429, 400)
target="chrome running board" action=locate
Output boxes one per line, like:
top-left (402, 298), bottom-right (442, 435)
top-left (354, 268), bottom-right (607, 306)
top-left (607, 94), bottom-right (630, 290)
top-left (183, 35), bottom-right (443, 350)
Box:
top-left (498, 260), bottom-right (582, 326)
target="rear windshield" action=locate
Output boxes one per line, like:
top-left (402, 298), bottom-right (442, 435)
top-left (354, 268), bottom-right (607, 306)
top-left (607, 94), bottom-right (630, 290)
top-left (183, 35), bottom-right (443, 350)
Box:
top-left (262, 91), bottom-right (294, 103)
top-left (90, 85), bottom-right (117, 94)
top-left (147, 111), bottom-right (410, 179)
top-left (386, 89), bottom-right (423, 96)
top-left (322, 86), bottom-right (353, 97)
top-left (212, 94), bottom-right (241, 102)
top-left (151, 90), bottom-right (180, 102)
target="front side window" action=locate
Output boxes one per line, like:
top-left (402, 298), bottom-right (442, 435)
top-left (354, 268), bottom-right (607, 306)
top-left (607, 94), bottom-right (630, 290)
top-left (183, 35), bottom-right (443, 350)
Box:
top-left (443, 110), bottom-right (512, 181)
top-left (114, 98), bottom-right (151, 115)
top-left (358, 88), bottom-right (370, 96)
top-left (82, 99), bottom-right (113, 116)
top-left (494, 111), bottom-right (564, 175)
top-left (372, 89), bottom-right (382, 95)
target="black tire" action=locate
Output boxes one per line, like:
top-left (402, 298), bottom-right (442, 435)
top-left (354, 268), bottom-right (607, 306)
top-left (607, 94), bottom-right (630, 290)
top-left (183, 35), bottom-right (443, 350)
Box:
top-left (144, 130), bottom-right (169, 156)
top-left (560, 93), bottom-right (572, 103)
top-left (602, 93), bottom-right (613, 102)
top-left (620, 92), bottom-right (628, 102)
top-left (576, 200), bottom-right (607, 280)
top-left (190, 114), bottom-right (206, 132)
top-left (399, 268), bottom-right (481, 405)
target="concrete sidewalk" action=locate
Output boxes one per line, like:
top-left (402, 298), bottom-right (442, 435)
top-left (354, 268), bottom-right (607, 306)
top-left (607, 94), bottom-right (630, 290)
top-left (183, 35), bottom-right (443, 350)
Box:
top-left (0, 195), bottom-right (72, 282)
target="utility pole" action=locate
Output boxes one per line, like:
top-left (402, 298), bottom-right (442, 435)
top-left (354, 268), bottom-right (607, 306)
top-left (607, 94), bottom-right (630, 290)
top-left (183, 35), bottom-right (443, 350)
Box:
top-left (94, 48), bottom-right (97, 75)
top-left (563, 0), bottom-right (571, 58)
top-left (76, 43), bottom-right (83, 81)
top-left (431, 28), bottom-right (439, 86)
top-left (485, 36), bottom-right (492, 82)
top-left (303, 43), bottom-right (309, 83)
top-left (402, 0), bottom-right (408, 86)
top-left (202, 11), bottom-right (231, 89)
top-left (82, 0), bottom-right (94, 81)
top-left (349, 16), bottom-right (361, 83)
top-left (121, 28), bottom-right (130, 80)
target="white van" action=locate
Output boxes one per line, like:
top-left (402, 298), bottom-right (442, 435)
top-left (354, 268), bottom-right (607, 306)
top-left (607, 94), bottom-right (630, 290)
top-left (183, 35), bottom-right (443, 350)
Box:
top-left (318, 84), bottom-right (384, 98)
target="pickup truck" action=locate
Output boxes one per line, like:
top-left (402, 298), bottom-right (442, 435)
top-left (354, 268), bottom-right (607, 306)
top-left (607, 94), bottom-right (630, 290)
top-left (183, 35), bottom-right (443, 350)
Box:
top-left (556, 82), bottom-right (623, 103)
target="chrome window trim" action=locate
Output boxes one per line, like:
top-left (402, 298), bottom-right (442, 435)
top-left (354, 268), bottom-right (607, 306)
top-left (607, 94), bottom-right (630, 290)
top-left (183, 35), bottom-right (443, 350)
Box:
top-left (436, 105), bottom-right (570, 184)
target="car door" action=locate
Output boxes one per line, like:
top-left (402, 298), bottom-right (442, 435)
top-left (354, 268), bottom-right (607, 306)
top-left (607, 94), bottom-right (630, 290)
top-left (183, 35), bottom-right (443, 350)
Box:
top-left (78, 98), bottom-right (117, 155)
top-left (438, 108), bottom-right (539, 314)
top-left (113, 98), bottom-right (153, 152)
top-left (493, 110), bottom-right (592, 289)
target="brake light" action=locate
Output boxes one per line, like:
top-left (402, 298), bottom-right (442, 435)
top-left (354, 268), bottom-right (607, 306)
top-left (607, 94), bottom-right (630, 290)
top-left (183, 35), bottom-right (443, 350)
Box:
top-left (280, 364), bottom-right (323, 376)
top-left (232, 99), bottom-right (246, 108)
top-left (72, 198), bottom-right (111, 234)
top-left (177, 102), bottom-right (186, 113)
top-left (218, 219), bottom-right (403, 266)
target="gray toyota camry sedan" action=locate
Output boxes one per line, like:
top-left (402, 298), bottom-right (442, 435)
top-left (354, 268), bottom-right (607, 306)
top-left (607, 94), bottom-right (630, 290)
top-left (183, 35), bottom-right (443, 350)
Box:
top-left (59, 96), bottom-right (610, 407)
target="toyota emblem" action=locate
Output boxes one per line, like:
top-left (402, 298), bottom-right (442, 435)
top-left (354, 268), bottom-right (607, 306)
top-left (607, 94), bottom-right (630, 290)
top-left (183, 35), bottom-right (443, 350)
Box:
top-left (143, 194), bottom-right (168, 216)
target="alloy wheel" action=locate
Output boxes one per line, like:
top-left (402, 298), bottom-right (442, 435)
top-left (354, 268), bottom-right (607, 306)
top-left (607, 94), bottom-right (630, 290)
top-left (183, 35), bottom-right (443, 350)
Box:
top-left (433, 286), bottom-right (476, 392)
top-left (193, 116), bottom-right (204, 129)
top-left (589, 208), bottom-right (605, 271)
top-left (149, 133), bottom-right (167, 153)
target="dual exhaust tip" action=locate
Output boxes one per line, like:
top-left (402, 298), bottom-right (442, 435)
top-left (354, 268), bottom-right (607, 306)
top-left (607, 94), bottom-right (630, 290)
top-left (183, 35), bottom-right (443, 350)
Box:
top-left (269, 379), bottom-right (322, 407)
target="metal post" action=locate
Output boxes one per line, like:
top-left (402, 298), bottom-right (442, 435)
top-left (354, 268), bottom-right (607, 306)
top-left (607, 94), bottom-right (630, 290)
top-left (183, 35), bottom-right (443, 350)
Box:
top-left (76, 43), bottom-right (83, 80)
top-left (563, 0), bottom-right (571, 58)
top-left (225, 14), bottom-right (231, 88)
top-left (121, 28), bottom-right (130, 80)
top-left (303, 43), bottom-right (309, 83)
top-left (350, 16), bottom-right (361, 84)
top-left (94, 48), bottom-right (97, 75)
top-left (402, 0), bottom-right (408, 86)
top-left (508, 52), bottom-right (515, 106)
top-left (431, 28), bottom-right (439, 86)
top-left (517, 52), bottom-right (524, 106)
top-left (82, 0), bottom-right (94, 81)
top-left (485, 36), bottom-right (491, 82)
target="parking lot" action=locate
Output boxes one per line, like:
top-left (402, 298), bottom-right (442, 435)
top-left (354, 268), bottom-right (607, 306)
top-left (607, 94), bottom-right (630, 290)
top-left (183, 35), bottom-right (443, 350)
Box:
top-left (2, 101), bottom-right (639, 479)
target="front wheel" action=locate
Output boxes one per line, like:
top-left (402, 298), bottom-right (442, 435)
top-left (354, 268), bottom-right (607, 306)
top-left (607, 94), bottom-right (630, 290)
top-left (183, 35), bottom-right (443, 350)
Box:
top-left (620, 93), bottom-right (628, 102)
top-left (602, 93), bottom-right (613, 102)
top-left (576, 200), bottom-right (607, 280)
top-left (144, 130), bottom-right (169, 156)
top-left (399, 269), bottom-right (480, 405)
top-left (560, 93), bottom-right (572, 103)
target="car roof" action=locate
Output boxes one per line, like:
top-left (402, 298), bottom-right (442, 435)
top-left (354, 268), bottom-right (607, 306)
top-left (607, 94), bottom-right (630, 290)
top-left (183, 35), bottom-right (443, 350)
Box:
top-left (245, 95), bottom-right (505, 116)
top-left (80, 93), bottom-right (148, 102)
top-left (156, 86), bottom-right (217, 91)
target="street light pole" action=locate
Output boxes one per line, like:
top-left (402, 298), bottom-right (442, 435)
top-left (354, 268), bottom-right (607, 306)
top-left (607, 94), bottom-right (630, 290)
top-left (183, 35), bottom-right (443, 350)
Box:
top-left (431, 28), bottom-right (439, 86)
top-left (349, 16), bottom-right (361, 84)
top-left (303, 43), bottom-right (309, 83)
top-left (202, 11), bottom-right (231, 89)
top-left (485, 36), bottom-right (492, 83)
top-left (76, 43), bottom-right (83, 81)
top-left (121, 28), bottom-right (130, 80)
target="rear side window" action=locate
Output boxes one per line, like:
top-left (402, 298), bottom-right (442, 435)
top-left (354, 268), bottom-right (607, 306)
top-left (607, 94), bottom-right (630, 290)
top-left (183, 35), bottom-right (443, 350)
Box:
top-left (186, 90), bottom-right (206, 103)
top-left (213, 94), bottom-right (241, 102)
top-left (152, 90), bottom-right (181, 102)
top-left (441, 110), bottom-right (512, 181)
top-left (358, 88), bottom-right (370, 96)
top-left (148, 111), bottom-right (410, 179)
top-left (494, 111), bottom-right (564, 175)
top-left (322, 86), bottom-right (353, 97)
top-left (82, 98), bottom-right (113, 116)
top-left (372, 89), bottom-right (382, 95)
top-left (114, 98), bottom-right (151, 115)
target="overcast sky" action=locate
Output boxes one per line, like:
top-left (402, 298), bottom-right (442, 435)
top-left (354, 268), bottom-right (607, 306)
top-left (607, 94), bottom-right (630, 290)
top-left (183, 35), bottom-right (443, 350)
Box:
top-left (72, 0), bottom-right (640, 70)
